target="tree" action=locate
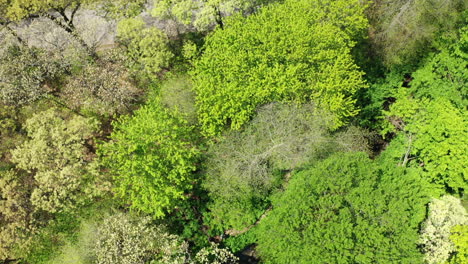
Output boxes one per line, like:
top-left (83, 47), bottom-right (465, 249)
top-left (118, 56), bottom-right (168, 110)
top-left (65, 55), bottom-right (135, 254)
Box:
top-left (450, 225), bottom-right (468, 264)
top-left (419, 195), bottom-right (468, 264)
top-left (383, 91), bottom-right (468, 193)
top-left (152, 0), bottom-right (269, 31)
top-left (94, 213), bottom-right (189, 264)
top-left (159, 74), bottom-right (197, 124)
top-left (98, 100), bottom-right (200, 218)
top-left (407, 23), bottom-right (468, 110)
top-left (116, 17), bottom-right (173, 77)
top-left (367, 0), bottom-right (467, 68)
top-left (204, 103), bottom-right (372, 231)
top-left (0, 170), bottom-right (36, 261)
top-left (256, 152), bottom-right (428, 263)
top-left (60, 59), bottom-right (141, 116)
top-left (194, 242), bottom-right (239, 264)
top-left (0, 0), bottom-right (95, 54)
top-left (11, 108), bottom-right (99, 213)
top-left (191, 0), bottom-right (368, 135)
top-left (0, 44), bottom-right (65, 106)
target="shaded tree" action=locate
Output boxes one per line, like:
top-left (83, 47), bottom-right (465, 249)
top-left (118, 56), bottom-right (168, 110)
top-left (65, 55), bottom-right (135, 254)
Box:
top-left (204, 103), bottom-right (372, 231)
top-left (0, 169), bottom-right (36, 261)
top-left (367, 0), bottom-right (467, 68)
top-left (61, 59), bottom-right (141, 116)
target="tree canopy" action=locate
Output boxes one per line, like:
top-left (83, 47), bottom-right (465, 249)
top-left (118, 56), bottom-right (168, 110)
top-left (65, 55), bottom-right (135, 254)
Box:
top-left (191, 0), bottom-right (368, 135)
top-left (257, 152), bottom-right (429, 263)
top-left (98, 100), bottom-right (200, 218)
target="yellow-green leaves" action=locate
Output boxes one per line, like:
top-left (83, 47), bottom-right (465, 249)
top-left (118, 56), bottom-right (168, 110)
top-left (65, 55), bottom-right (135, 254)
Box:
top-left (11, 108), bottom-right (99, 213)
top-left (384, 91), bottom-right (468, 193)
top-left (191, 0), bottom-right (368, 136)
top-left (116, 17), bottom-right (173, 77)
top-left (99, 101), bottom-right (200, 218)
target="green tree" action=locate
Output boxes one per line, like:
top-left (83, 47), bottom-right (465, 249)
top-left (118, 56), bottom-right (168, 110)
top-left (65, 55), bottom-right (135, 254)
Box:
top-left (116, 17), bottom-right (173, 77)
top-left (383, 91), bottom-right (468, 193)
top-left (11, 108), bottom-right (99, 213)
top-left (256, 152), bottom-right (428, 263)
top-left (204, 103), bottom-right (371, 231)
top-left (191, 0), bottom-right (368, 135)
top-left (407, 23), bottom-right (468, 110)
top-left (98, 100), bottom-right (200, 218)
top-left (450, 225), bottom-right (468, 264)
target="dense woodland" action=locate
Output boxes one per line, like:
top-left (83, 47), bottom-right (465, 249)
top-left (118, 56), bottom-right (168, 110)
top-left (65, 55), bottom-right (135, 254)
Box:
top-left (0, 0), bottom-right (467, 263)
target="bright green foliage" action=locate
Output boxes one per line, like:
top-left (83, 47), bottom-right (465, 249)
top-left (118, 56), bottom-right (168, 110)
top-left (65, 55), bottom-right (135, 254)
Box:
top-left (204, 103), bottom-right (371, 230)
top-left (191, 0), bottom-right (368, 135)
top-left (11, 108), bottom-right (99, 213)
top-left (152, 0), bottom-right (268, 31)
top-left (408, 25), bottom-right (468, 110)
top-left (450, 225), bottom-right (468, 264)
top-left (257, 152), bottom-right (428, 263)
top-left (116, 17), bottom-right (173, 76)
top-left (384, 91), bottom-right (468, 192)
top-left (99, 101), bottom-right (200, 218)
top-left (368, 0), bottom-right (467, 68)
top-left (419, 195), bottom-right (468, 264)
top-left (0, 45), bottom-right (65, 106)
top-left (361, 23), bottom-right (468, 128)
top-left (94, 213), bottom-right (189, 264)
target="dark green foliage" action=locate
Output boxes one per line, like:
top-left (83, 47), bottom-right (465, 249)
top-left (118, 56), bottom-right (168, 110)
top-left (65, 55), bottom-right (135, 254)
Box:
top-left (256, 152), bottom-right (428, 263)
top-left (192, 0), bottom-right (368, 135)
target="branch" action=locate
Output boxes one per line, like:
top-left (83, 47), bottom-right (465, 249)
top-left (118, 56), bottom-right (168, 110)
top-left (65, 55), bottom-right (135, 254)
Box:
top-left (399, 132), bottom-right (412, 167)
top-left (0, 22), bottom-right (26, 44)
